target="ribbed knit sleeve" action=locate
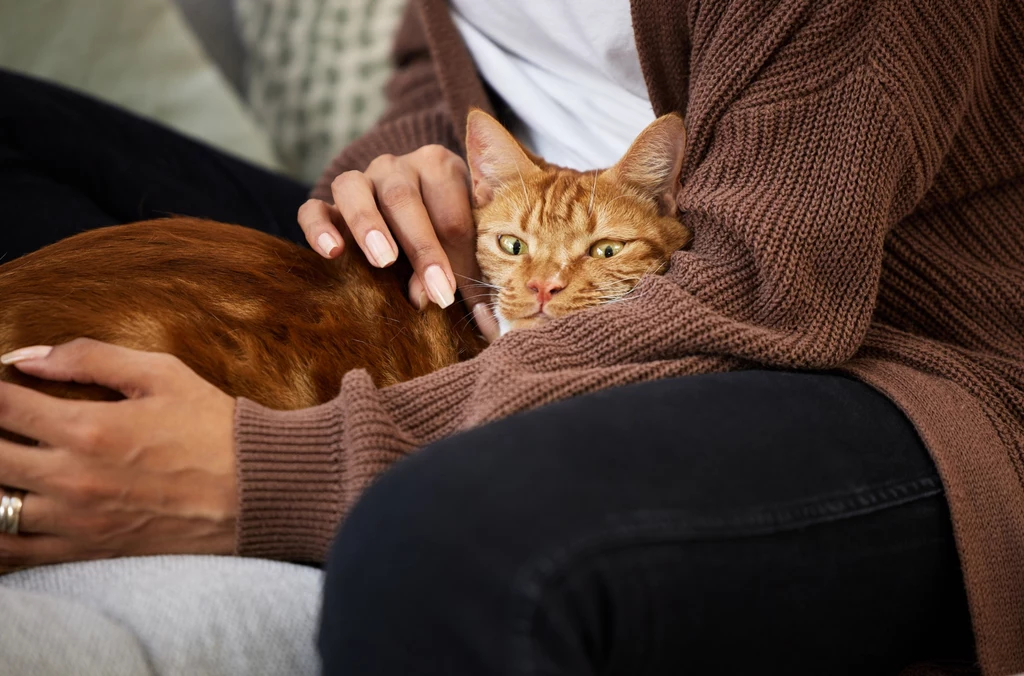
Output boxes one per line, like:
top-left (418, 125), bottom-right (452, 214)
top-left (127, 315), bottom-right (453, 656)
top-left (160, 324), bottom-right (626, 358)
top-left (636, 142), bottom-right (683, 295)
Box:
top-left (310, 2), bottom-right (461, 201)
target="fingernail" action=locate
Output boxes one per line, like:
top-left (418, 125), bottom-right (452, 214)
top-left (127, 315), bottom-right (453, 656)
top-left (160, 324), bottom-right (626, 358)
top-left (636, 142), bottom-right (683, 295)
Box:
top-left (1, 345), bottom-right (53, 365)
top-left (424, 265), bottom-right (455, 309)
top-left (365, 230), bottom-right (396, 267)
top-left (317, 232), bottom-right (340, 257)
top-left (414, 287), bottom-right (430, 311)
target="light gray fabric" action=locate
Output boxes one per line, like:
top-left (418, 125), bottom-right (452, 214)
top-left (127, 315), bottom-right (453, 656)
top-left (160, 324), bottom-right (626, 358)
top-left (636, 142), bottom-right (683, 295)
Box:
top-left (0, 586), bottom-right (155, 676)
top-left (0, 555), bottom-right (323, 676)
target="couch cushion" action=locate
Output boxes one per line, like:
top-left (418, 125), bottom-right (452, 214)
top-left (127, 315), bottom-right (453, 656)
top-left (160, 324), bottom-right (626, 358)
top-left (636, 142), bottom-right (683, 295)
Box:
top-left (235, 0), bottom-right (407, 181)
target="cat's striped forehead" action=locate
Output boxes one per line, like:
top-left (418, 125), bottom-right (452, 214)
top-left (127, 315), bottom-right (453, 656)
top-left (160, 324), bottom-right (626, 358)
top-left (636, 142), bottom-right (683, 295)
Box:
top-left (517, 170), bottom-right (601, 235)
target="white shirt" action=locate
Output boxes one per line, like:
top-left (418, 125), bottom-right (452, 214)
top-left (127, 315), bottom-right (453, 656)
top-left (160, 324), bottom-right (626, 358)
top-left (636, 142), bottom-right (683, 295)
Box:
top-left (450, 0), bottom-right (655, 171)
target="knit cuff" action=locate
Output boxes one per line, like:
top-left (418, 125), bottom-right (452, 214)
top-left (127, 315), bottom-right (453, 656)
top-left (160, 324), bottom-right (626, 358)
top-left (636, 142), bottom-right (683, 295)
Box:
top-left (233, 397), bottom-right (347, 563)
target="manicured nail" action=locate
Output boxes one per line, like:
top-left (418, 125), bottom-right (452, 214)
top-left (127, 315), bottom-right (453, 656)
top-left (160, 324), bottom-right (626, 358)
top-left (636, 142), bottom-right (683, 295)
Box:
top-left (365, 230), bottom-right (396, 267)
top-left (1, 345), bottom-right (53, 365)
top-left (424, 265), bottom-right (455, 309)
top-left (317, 232), bottom-right (340, 257)
top-left (414, 287), bottom-right (430, 311)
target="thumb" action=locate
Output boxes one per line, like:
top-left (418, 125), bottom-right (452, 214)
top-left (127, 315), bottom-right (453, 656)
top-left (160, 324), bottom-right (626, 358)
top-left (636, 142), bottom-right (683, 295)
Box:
top-left (1, 338), bottom-right (164, 397)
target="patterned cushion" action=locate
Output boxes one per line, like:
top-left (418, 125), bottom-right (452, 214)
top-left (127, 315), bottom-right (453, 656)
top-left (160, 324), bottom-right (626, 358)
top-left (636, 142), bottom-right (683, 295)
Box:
top-left (235, 0), bottom-right (408, 182)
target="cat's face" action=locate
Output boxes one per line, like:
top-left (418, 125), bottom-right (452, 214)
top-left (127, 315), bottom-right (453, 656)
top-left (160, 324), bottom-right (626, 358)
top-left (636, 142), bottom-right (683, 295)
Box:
top-left (466, 110), bottom-right (692, 335)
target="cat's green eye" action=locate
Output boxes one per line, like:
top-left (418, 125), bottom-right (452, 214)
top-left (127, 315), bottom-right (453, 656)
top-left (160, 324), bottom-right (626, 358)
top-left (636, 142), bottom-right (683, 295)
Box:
top-left (589, 240), bottom-right (624, 259)
top-left (498, 234), bottom-right (528, 256)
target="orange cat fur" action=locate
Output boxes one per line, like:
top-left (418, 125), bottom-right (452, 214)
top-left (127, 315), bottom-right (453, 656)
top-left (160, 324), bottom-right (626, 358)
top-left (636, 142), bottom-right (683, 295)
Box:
top-left (0, 111), bottom-right (690, 429)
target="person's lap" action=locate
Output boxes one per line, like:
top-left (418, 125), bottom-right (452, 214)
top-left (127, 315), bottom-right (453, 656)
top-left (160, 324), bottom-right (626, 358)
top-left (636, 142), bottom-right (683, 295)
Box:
top-left (0, 71), bottom-right (975, 675)
top-left (320, 371), bottom-right (975, 675)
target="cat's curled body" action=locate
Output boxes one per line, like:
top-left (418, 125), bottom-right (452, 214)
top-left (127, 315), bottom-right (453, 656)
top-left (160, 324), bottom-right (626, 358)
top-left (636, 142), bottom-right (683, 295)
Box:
top-left (0, 111), bottom-right (691, 429)
top-left (0, 218), bottom-right (485, 410)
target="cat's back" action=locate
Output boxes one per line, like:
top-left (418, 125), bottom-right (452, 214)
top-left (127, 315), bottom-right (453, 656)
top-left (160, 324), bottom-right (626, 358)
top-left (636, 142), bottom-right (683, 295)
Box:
top-left (0, 219), bottom-right (331, 357)
top-left (0, 218), bottom-right (482, 410)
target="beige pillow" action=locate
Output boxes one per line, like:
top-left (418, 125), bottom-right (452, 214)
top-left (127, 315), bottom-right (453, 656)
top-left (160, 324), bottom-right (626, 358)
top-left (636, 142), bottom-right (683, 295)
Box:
top-left (0, 0), bottom-right (281, 172)
top-left (235, 0), bottom-right (407, 182)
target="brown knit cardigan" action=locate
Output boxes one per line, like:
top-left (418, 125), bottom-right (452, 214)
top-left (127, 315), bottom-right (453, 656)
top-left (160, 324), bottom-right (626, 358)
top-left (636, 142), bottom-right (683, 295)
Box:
top-left (234, 0), bottom-right (1024, 673)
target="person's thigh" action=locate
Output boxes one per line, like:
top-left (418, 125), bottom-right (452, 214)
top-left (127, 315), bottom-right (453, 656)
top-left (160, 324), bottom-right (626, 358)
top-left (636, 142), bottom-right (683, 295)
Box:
top-left (0, 69), bottom-right (310, 260)
top-left (319, 371), bottom-right (974, 676)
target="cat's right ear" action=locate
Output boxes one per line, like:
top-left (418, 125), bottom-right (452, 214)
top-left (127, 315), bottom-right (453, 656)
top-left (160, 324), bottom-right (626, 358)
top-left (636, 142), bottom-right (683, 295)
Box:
top-left (465, 109), bottom-right (539, 207)
top-left (606, 113), bottom-right (687, 217)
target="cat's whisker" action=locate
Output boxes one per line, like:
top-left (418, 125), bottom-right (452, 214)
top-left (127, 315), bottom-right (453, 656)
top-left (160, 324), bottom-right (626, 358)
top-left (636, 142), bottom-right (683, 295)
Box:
top-left (458, 293), bottom-right (498, 303)
top-left (451, 309), bottom-right (479, 333)
top-left (454, 273), bottom-right (501, 289)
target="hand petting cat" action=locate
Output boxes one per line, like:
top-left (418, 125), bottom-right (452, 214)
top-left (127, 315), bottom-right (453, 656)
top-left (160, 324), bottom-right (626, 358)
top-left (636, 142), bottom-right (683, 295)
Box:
top-left (297, 144), bottom-right (501, 342)
top-left (0, 339), bottom-right (237, 572)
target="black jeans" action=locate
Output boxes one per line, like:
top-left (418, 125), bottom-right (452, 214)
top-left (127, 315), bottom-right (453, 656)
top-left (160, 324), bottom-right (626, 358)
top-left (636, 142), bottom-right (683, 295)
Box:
top-left (0, 69), bottom-right (308, 260)
top-left (320, 373), bottom-right (975, 675)
top-left (0, 71), bottom-right (975, 675)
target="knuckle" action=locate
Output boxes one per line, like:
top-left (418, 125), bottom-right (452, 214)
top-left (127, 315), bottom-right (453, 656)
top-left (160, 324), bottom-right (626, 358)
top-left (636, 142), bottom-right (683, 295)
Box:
top-left (149, 353), bottom-right (184, 381)
top-left (349, 208), bottom-right (383, 232)
top-left (408, 240), bottom-right (440, 265)
top-left (379, 181), bottom-right (419, 210)
top-left (73, 475), bottom-right (118, 504)
top-left (418, 144), bottom-right (453, 163)
top-left (61, 336), bottom-right (96, 359)
top-left (332, 171), bottom-right (366, 194)
top-left (74, 422), bottom-right (106, 454)
top-left (156, 352), bottom-right (183, 371)
top-left (366, 154), bottom-right (396, 173)
top-left (297, 198), bottom-right (322, 219)
top-left (433, 211), bottom-right (473, 243)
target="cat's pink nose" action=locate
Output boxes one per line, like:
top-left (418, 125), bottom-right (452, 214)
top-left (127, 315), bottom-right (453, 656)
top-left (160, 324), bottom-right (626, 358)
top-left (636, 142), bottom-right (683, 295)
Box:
top-left (527, 279), bottom-right (564, 307)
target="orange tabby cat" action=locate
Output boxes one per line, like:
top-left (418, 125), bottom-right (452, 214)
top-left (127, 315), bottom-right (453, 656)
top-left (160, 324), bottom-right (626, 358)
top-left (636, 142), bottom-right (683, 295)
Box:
top-left (0, 110), bottom-right (690, 422)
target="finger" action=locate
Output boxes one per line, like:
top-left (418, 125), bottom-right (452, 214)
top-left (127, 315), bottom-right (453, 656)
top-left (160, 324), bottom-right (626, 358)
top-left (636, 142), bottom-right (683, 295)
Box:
top-left (408, 274), bottom-right (430, 311)
top-left (4, 338), bottom-right (173, 398)
top-left (11, 491), bottom-right (53, 535)
top-left (297, 198), bottom-right (345, 258)
top-left (17, 492), bottom-right (145, 539)
top-left (330, 171), bottom-right (399, 268)
top-left (417, 165), bottom-right (484, 308)
top-left (0, 533), bottom-right (75, 569)
top-left (0, 437), bottom-right (61, 492)
top-left (473, 303), bottom-right (501, 343)
top-left (371, 169), bottom-right (456, 309)
top-left (0, 385), bottom-right (110, 450)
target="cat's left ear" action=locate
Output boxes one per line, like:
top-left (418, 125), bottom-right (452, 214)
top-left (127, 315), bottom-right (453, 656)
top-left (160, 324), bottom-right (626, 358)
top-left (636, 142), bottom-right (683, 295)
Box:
top-left (465, 108), bottom-right (540, 207)
top-left (606, 113), bottom-right (687, 216)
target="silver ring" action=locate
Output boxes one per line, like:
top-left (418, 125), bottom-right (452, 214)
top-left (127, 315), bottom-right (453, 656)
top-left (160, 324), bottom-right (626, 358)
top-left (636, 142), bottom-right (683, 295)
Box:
top-left (0, 488), bottom-right (25, 535)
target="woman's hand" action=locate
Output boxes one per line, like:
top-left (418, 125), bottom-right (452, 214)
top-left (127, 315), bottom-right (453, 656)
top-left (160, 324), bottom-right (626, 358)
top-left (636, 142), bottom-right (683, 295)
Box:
top-left (297, 144), bottom-right (500, 342)
top-left (0, 339), bottom-right (237, 572)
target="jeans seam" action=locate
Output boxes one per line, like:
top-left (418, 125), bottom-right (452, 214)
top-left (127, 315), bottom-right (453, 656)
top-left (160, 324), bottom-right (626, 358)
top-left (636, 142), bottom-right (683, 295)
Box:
top-left (507, 474), bottom-right (944, 675)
